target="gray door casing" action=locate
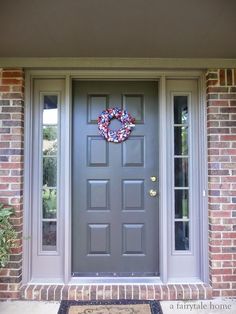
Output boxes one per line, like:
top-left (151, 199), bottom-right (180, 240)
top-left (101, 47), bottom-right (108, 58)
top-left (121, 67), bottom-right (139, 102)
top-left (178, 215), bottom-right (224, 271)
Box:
top-left (72, 81), bottom-right (159, 276)
top-left (24, 71), bottom-right (207, 285)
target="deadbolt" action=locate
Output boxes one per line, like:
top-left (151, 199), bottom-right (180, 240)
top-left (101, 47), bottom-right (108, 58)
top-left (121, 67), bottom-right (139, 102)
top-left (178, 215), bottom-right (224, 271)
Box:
top-left (150, 176), bottom-right (157, 182)
top-left (149, 189), bottom-right (157, 197)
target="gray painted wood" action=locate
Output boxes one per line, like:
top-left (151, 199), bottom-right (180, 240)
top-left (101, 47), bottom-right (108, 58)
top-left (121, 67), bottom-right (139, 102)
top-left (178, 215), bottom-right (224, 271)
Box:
top-left (72, 81), bottom-right (159, 276)
top-left (166, 79), bottom-right (200, 280)
top-left (31, 79), bottom-right (65, 281)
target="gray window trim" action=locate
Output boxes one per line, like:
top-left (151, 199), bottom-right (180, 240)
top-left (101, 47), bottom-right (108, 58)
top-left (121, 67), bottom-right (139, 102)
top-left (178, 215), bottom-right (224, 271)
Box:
top-left (23, 70), bottom-right (208, 285)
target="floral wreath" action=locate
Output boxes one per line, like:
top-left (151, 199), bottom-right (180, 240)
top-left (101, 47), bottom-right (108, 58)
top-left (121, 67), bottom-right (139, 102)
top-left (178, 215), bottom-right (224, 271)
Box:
top-left (98, 107), bottom-right (135, 143)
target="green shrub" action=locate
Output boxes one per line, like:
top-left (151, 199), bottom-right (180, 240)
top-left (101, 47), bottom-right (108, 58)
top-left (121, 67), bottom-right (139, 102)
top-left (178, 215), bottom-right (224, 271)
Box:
top-left (0, 203), bottom-right (17, 268)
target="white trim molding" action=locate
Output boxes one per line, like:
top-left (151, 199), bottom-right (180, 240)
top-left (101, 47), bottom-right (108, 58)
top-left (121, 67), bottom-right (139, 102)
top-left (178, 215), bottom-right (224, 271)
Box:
top-left (1, 57), bottom-right (236, 69)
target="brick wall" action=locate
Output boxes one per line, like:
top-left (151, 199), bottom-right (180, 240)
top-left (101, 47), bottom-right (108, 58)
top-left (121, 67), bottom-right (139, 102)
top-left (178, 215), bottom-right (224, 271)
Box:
top-left (207, 69), bottom-right (236, 297)
top-left (0, 68), bottom-right (24, 299)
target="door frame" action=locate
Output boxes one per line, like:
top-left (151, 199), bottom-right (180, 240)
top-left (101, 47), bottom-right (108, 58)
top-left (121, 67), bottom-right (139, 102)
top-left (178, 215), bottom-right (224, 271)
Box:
top-left (23, 69), bottom-right (208, 285)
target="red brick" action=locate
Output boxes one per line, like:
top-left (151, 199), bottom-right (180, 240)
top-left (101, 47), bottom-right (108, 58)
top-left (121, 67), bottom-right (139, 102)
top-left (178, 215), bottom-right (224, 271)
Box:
top-left (208, 141), bottom-right (229, 148)
top-left (212, 283), bottom-right (230, 289)
top-left (208, 87), bottom-right (228, 93)
top-left (1, 78), bottom-right (23, 85)
top-left (227, 69), bottom-right (233, 85)
top-left (211, 268), bottom-right (232, 275)
top-left (220, 93), bottom-right (236, 99)
top-left (219, 69), bottom-right (226, 85)
top-left (221, 107), bottom-right (236, 113)
top-left (1, 93), bottom-right (23, 99)
top-left (221, 121), bottom-right (236, 127)
top-left (0, 86), bottom-right (10, 92)
top-left (208, 114), bottom-right (229, 120)
top-left (208, 149), bottom-right (220, 155)
top-left (222, 289), bottom-right (236, 297)
top-left (208, 100), bottom-right (229, 107)
top-left (221, 176), bottom-right (236, 182)
top-left (0, 67), bottom-right (24, 301)
top-left (209, 246), bottom-right (222, 253)
top-left (222, 204), bottom-right (235, 211)
top-left (2, 71), bottom-right (23, 78)
top-left (209, 156), bottom-right (230, 162)
top-left (209, 198), bottom-right (230, 204)
top-left (223, 233), bottom-right (236, 239)
top-left (210, 225), bottom-right (231, 232)
top-left (208, 128), bottom-right (229, 134)
top-left (221, 135), bottom-right (236, 141)
top-left (207, 107), bottom-right (219, 114)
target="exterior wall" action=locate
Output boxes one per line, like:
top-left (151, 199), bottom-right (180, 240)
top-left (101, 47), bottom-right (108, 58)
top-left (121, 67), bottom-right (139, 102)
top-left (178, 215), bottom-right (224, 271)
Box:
top-left (207, 69), bottom-right (236, 297)
top-left (0, 68), bottom-right (24, 299)
top-left (0, 67), bottom-right (236, 300)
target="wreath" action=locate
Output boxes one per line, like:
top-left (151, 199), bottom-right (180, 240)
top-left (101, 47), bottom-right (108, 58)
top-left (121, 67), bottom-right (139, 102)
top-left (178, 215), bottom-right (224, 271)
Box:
top-left (98, 108), bottom-right (135, 143)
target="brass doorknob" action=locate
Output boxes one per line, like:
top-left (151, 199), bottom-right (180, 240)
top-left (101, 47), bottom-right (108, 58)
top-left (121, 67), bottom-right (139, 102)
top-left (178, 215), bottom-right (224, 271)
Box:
top-left (150, 176), bottom-right (157, 182)
top-left (149, 189), bottom-right (157, 197)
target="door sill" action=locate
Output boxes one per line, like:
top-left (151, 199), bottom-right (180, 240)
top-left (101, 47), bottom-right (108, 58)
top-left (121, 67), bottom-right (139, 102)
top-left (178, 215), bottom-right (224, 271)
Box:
top-left (69, 276), bottom-right (162, 285)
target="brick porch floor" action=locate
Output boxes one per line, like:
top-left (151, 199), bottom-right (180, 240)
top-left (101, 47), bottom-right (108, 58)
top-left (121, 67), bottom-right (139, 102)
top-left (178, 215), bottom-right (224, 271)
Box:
top-left (21, 284), bottom-right (212, 301)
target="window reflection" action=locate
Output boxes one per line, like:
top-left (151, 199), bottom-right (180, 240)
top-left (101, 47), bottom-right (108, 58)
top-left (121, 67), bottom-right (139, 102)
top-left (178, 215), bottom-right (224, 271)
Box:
top-left (43, 157), bottom-right (57, 187)
top-left (42, 188), bottom-right (57, 219)
top-left (174, 96), bottom-right (188, 124)
top-left (174, 126), bottom-right (188, 156)
top-left (42, 221), bottom-right (57, 251)
top-left (175, 221), bottom-right (189, 250)
top-left (174, 95), bottom-right (190, 251)
top-left (41, 95), bottom-right (58, 252)
top-left (43, 126), bottom-right (57, 156)
top-left (174, 158), bottom-right (188, 187)
top-left (175, 190), bottom-right (189, 219)
top-left (43, 95), bottom-right (58, 125)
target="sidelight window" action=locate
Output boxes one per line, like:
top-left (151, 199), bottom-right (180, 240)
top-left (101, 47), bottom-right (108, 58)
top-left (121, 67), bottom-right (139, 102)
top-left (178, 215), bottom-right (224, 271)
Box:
top-left (41, 95), bottom-right (59, 251)
top-left (173, 95), bottom-right (190, 251)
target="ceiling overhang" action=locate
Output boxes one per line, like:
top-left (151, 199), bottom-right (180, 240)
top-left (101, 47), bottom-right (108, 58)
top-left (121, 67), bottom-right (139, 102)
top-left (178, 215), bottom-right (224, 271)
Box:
top-left (0, 0), bottom-right (235, 61)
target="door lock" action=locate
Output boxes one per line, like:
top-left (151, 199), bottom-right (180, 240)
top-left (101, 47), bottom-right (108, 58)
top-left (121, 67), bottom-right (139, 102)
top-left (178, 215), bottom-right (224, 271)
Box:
top-left (149, 189), bottom-right (157, 197)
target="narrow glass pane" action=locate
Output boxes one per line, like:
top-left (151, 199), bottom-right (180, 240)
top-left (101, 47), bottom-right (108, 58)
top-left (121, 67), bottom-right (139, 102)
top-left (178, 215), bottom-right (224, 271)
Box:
top-left (175, 190), bottom-right (189, 218)
top-left (42, 188), bottom-right (57, 219)
top-left (174, 126), bottom-right (188, 156)
top-left (43, 157), bottom-right (57, 187)
top-left (43, 95), bottom-right (58, 124)
top-left (174, 96), bottom-right (188, 124)
top-left (175, 221), bottom-right (189, 250)
top-left (42, 221), bottom-right (57, 251)
top-left (43, 126), bottom-right (57, 156)
top-left (174, 158), bottom-right (188, 187)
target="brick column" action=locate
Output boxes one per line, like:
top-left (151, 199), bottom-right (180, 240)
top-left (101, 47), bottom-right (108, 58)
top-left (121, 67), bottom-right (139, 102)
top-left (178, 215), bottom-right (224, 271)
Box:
top-left (207, 69), bottom-right (236, 297)
top-left (0, 68), bottom-right (24, 299)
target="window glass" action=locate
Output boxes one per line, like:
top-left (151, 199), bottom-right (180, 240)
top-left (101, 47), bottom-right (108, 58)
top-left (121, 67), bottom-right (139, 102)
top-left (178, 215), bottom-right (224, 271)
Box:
top-left (175, 221), bottom-right (189, 250)
top-left (174, 158), bottom-right (188, 187)
top-left (174, 96), bottom-right (188, 124)
top-left (174, 126), bottom-right (188, 156)
top-left (42, 221), bottom-right (57, 251)
top-left (175, 190), bottom-right (189, 219)
top-left (41, 95), bottom-right (58, 251)
top-left (174, 95), bottom-right (190, 251)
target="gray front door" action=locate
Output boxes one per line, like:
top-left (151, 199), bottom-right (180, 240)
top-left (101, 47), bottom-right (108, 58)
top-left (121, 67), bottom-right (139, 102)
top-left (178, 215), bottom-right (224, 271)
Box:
top-left (72, 81), bottom-right (159, 276)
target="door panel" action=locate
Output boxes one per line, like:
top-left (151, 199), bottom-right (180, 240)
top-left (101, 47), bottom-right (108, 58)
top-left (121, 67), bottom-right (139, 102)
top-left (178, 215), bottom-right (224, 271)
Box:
top-left (72, 81), bottom-right (159, 276)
